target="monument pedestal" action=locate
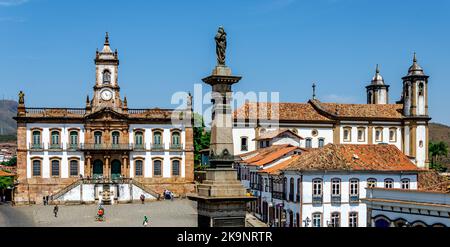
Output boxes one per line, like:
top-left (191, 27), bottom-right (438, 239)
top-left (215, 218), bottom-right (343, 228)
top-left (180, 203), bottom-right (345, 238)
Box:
top-left (188, 168), bottom-right (255, 227)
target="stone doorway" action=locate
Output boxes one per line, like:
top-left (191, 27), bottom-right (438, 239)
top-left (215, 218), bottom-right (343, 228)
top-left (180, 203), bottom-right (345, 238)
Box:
top-left (111, 160), bottom-right (121, 180)
top-left (93, 160), bottom-right (104, 179)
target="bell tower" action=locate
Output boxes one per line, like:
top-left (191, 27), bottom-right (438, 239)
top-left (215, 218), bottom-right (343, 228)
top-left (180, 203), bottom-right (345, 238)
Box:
top-left (91, 32), bottom-right (123, 112)
top-left (366, 64), bottom-right (389, 104)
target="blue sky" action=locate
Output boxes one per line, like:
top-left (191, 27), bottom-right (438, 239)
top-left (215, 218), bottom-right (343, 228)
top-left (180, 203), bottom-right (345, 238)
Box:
top-left (0, 0), bottom-right (449, 125)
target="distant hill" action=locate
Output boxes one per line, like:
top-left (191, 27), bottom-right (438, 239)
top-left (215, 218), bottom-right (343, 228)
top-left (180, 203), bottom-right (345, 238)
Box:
top-left (429, 122), bottom-right (450, 167)
top-left (0, 100), bottom-right (17, 137)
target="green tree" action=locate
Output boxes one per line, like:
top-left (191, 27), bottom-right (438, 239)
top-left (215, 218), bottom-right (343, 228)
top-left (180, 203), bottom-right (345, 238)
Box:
top-left (0, 176), bottom-right (13, 189)
top-left (193, 113), bottom-right (210, 170)
top-left (429, 141), bottom-right (449, 172)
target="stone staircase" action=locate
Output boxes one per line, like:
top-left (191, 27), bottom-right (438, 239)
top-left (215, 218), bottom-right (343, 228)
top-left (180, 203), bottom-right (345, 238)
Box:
top-left (130, 179), bottom-right (161, 200)
top-left (52, 179), bottom-right (82, 201)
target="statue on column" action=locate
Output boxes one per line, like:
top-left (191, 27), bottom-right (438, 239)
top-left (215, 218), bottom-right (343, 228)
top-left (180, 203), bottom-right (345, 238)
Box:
top-left (215, 26), bottom-right (227, 66)
top-left (18, 91), bottom-right (25, 105)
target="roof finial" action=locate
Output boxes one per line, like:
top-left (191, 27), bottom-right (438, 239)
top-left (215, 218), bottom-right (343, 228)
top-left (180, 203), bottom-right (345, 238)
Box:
top-left (413, 52), bottom-right (417, 63)
top-left (105, 32), bottom-right (110, 46)
top-left (312, 82), bottom-right (317, 100)
top-left (376, 64), bottom-right (380, 74)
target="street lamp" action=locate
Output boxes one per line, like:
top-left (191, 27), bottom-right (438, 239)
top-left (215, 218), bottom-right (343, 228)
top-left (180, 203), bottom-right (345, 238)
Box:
top-left (303, 217), bottom-right (311, 227)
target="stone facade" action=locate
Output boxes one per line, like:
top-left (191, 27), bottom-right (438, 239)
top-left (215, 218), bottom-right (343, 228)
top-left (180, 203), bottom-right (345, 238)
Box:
top-left (13, 34), bottom-right (194, 205)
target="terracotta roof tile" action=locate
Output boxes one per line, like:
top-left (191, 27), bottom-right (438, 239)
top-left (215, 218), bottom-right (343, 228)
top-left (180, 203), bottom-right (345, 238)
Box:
top-left (284, 144), bottom-right (420, 172)
top-left (251, 146), bottom-right (300, 166)
top-left (418, 171), bottom-right (450, 193)
top-left (259, 155), bottom-right (302, 175)
top-left (234, 102), bottom-right (332, 122)
top-left (0, 170), bottom-right (15, 177)
top-left (255, 129), bottom-right (304, 141)
top-left (311, 100), bottom-right (404, 119)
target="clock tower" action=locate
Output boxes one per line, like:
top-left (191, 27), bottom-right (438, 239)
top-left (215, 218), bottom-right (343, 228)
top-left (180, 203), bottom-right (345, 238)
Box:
top-left (90, 32), bottom-right (124, 112)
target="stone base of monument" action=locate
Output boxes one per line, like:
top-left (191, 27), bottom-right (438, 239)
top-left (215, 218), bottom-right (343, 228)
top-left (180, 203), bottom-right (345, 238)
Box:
top-left (188, 168), bottom-right (255, 227)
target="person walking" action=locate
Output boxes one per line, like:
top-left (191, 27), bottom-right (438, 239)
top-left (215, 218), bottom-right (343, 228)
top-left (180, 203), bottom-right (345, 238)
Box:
top-left (53, 205), bottom-right (59, 218)
top-left (43, 196), bottom-right (46, 205)
top-left (143, 215), bottom-right (149, 227)
top-left (140, 194), bottom-right (145, 204)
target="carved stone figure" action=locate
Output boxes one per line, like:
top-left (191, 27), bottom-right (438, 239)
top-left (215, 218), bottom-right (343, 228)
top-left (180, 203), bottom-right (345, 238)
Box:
top-left (18, 91), bottom-right (25, 104)
top-left (215, 26), bottom-right (227, 66)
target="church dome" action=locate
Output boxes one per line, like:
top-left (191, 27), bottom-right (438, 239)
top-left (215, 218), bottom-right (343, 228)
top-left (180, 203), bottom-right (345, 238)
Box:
top-left (371, 64), bottom-right (385, 85)
top-left (407, 53), bottom-right (425, 76)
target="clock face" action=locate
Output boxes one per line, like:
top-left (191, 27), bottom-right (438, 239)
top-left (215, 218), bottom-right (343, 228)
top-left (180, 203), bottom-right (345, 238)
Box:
top-left (101, 90), bottom-right (113, 101)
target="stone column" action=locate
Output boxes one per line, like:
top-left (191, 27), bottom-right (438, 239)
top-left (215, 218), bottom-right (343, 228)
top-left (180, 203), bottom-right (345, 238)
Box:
top-left (104, 156), bottom-right (110, 179)
top-left (86, 155), bottom-right (92, 178)
top-left (122, 155), bottom-right (128, 178)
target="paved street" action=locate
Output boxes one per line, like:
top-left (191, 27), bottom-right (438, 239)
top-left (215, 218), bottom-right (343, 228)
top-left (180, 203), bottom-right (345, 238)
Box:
top-left (0, 199), bottom-right (197, 227)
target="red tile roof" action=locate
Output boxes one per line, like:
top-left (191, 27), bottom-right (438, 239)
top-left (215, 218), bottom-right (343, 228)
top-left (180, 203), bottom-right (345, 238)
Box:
top-left (418, 171), bottom-right (450, 193)
top-left (240, 145), bottom-right (302, 167)
top-left (258, 155), bottom-right (301, 175)
top-left (283, 144), bottom-right (420, 172)
top-left (311, 100), bottom-right (404, 120)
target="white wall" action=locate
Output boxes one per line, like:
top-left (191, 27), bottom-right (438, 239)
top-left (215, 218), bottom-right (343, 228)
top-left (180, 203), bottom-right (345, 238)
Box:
top-left (233, 127), bottom-right (256, 155)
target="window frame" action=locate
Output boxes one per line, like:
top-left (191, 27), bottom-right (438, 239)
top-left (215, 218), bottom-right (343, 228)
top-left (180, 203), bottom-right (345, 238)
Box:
top-left (389, 128), bottom-right (397, 143)
top-left (49, 128), bottom-right (62, 149)
top-left (240, 136), bottom-right (248, 152)
top-left (171, 158), bottom-right (181, 177)
top-left (331, 178), bottom-right (341, 196)
top-left (401, 178), bottom-right (410, 190)
top-left (357, 127), bottom-right (365, 142)
top-left (94, 131), bottom-right (103, 145)
top-left (68, 129), bottom-right (80, 148)
top-left (31, 129), bottom-right (42, 147)
top-left (111, 131), bottom-right (120, 145)
top-left (152, 158), bottom-right (163, 177)
top-left (367, 178), bottom-right (377, 188)
top-left (330, 212), bottom-right (341, 227)
top-left (349, 178), bottom-right (359, 196)
top-left (343, 127), bottom-right (352, 142)
top-left (152, 129), bottom-right (163, 147)
top-left (31, 158), bottom-right (42, 177)
top-left (375, 127), bottom-right (383, 142)
top-left (312, 212), bottom-right (322, 227)
top-left (134, 159), bottom-right (144, 177)
top-left (349, 212), bottom-right (358, 227)
top-left (134, 130), bottom-right (145, 147)
top-left (312, 178), bottom-right (323, 196)
top-left (305, 138), bottom-right (312, 148)
top-left (50, 158), bottom-right (61, 178)
top-left (318, 138), bottom-right (325, 148)
top-left (384, 178), bottom-right (394, 189)
top-left (69, 158), bottom-right (80, 177)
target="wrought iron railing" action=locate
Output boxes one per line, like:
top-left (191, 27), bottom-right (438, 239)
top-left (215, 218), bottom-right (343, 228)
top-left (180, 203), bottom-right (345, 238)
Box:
top-left (25, 108), bottom-right (86, 117)
top-left (151, 143), bottom-right (165, 151)
top-left (349, 195), bottom-right (360, 204)
top-left (133, 143), bottom-right (146, 151)
top-left (80, 143), bottom-right (133, 150)
top-left (312, 195), bottom-right (323, 204)
top-left (169, 143), bottom-right (183, 150)
top-left (48, 143), bottom-right (63, 150)
top-left (29, 143), bottom-right (44, 151)
top-left (331, 195), bottom-right (342, 204)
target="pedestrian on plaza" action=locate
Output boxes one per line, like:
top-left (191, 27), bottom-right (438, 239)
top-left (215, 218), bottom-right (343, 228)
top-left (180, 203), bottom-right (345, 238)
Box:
top-left (143, 215), bottom-right (149, 227)
top-left (170, 191), bottom-right (174, 201)
top-left (46, 195), bottom-right (49, 205)
top-left (53, 205), bottom-right (59, 218)
top-left (140, 194), bottom-right (145, 204)
top-left (43, 196), bottom-right (46, 205)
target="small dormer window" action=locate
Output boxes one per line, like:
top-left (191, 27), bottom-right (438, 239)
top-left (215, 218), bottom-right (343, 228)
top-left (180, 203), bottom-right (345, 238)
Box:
top-left (103, 70), bottom-right (111, 84)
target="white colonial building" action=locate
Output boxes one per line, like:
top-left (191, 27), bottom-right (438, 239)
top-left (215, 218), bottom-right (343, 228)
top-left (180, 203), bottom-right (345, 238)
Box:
top-left (233, 55), bottom-right (430, 169)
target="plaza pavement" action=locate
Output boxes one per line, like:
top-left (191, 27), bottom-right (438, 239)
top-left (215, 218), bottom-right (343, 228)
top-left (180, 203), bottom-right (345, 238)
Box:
top-left (0, 199), bottom-right (198, 227)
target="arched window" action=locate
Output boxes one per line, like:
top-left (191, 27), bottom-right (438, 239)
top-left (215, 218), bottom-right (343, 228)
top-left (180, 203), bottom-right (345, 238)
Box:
top-left (312, 212), bottom-right (322, 227)
top-left (153, 159), bottom-right (162, 177)
top-left (69, 131), bottom-right (79, 148)
top-left (153, 131), bottom-right (163, 150)
top-left (401, 178), bottom-right (410, 190)
top-left (240, 137), bottom-right (248, 151)
top-left (357, 128), bottom-right (365, 142)
top-left (305, 138), bottom-right (312, 148)
top-left (171, 131), bottom-right (181, 149)
top-left (384, 179), bottom-right (394, 189)
top-left (51, 160), bottom-right (60, 177)
top-left (172, 160), bottom-right (180, 176)
top-left (367, 178), bottom-right (377, 188)
top-left (389, 128), bottom-right (397, 142)
top-left (318, 138), bottom-right (325, 148)
top-left (69, 160), bottom-right (79, 177)
top-left (32, 130), bottom-right (41, 148)
top-left (51, 131), bottom-right (60, 148)
top-left (349, 178), bottom-right (359, 203)
top-left (32, 160), bottom-right (41, 177)
top-left (135, 160), bottom-right (143, 177)
top-left (331, 178), bottom-right (341, 197)
top-left (112, 131), bottom-right (120, 145)
top-left (330, 212), bottom-right (340, 227)
top-left (343, 127), bottom-right (352, 142)
top-left (94, 131), bottom-right (102, 145)
top-left (135, 131), bottom-right (144, 147)
top-left (349, 212), bottom-right (358, 227)
top-left (103, 70), bottom-right (111, 84)
top-left (375, 128), bottom-right (383, 142)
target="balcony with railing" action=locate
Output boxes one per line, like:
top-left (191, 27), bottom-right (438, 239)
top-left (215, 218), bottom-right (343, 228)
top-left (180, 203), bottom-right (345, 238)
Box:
top-left (331, 195), bottom-right (342, 205)
top-left (133, 143), bottom-right (146, 151)
top-left (349, 195), bottom-right (360, 204)
top-left (169, 143), bottom-right (183, 151)
top-left (67, 143), bottom-right (81, 151)
top-left (48, 143), bottom-right (63, 151)
top-left (80, 143), bottom-right (133, 151)
top-left (241, 145), bottom-right (248, 152)
top-left (151, 143), bottom-right (165, 151)
top-left (312, 195), bottom-right (323, 205)
top-left (29, 143), bottom-right (44, 151)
